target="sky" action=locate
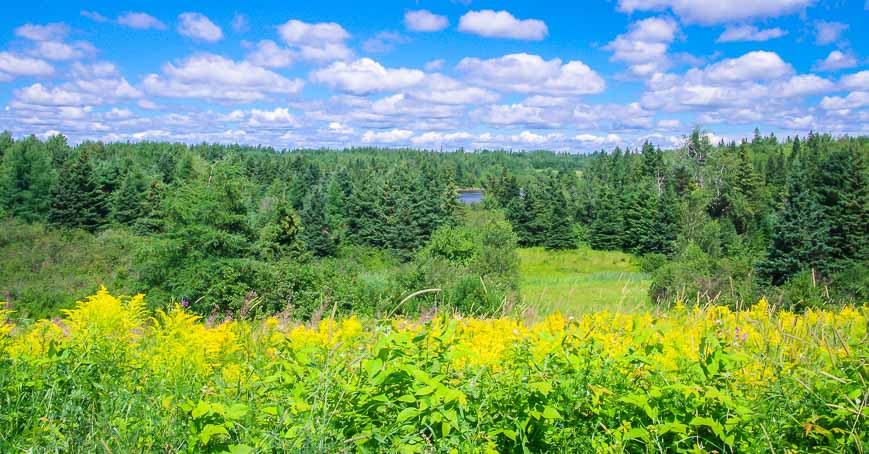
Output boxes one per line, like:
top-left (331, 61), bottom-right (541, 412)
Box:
top-left (0, 0), bottom-right (867, 152)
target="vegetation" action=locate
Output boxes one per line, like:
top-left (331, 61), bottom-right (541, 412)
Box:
top-left (1, 129), bottom-right (865, 318)
top-left (0, 289), bottom-right (864, 452)
top-left (0, 128), bottom-right (867, 451)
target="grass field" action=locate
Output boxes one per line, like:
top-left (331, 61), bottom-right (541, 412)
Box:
top-left (518, 247), bottom-right (651, 315)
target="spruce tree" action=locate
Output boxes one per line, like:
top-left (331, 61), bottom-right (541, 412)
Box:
top-left (589, 186), bottom-right (624, 250)
top-left (543, 180), bottom-right (576, 250)
top-left (111, 170), bottom-right (146, 225)
top-left (48, 151), bottom-right (106, 231)
top-left (300, 185), bottom-right (337, 257)
top-left (0, 136), bottom-right (55, 221)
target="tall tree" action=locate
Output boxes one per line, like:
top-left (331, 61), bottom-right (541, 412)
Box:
top-left (48, 151), bottom-right (107, 232)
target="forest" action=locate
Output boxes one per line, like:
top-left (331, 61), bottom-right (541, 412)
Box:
top-left (0, 129), bottom-right (867, 452)
top-left (1, 128), bottom-right (866, 319)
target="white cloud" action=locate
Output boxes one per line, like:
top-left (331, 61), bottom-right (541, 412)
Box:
top-left (143, 53), bottom-right (304, 103)
top-left (278, 19), bottom-right (352, 62)
top-left (246, 40), bottom-right (295, 68)
top-left (457, 53), bottom-right (605, 95)
top-left (472, 103), bottom-right (564, 128)
top-left (0, 52), bottom-right (54, 79)
top-left (225, 107), bottom-right (300, 127)
top-left (820, 91), bottom-right (869, 110)
top-left (604, 17), bottom-right (679, 77)
top-left (232, 13), bottom-right (249, 33)
top-left (813, 50), bottom-right (858, 72)
top-left (29, 40), bottom-right (95, 61)
top-left (14, 23), bottom-right (69, 41)
top-left (81, 11), bottom-right (109, 23)
top-left (814, 20), bottom-right (847, 45)
top-left (363, 32), bottom-right (410, 54)
top-left (14, 83), bottom-right (84, 106)
top-left (410, 131), bottom-right (474, 146)
top-left (771, 75), bottom-right (834, 97)
top-left (424, 59), bottom-right (444, 71)
top-left (841, 70), bottom-right (869, 90)
top-left (704, 51), bottom-right (793, 82)
top-left (405, 10), bottom-right (449, 32)
top-left (408, 74), bottom-right (499, 105)
top-left (573, 133), bottom-right (623, 145)
top-left (117, 12), bottom-right (166, 30)
top-left (177, 12), bottom-right (223, 42)
top-left (310, 58), bottom-right (425, 95)
top-left (616, 0), bottom-right (815, 25)
top-left (361, 128), bottom-right (414, 143)
top-left (458, 10), bottom-right (548, 40)
top-left (717, 25), bottom-right (787, 43)
top-left (511, 131), bottom-right (563, 145)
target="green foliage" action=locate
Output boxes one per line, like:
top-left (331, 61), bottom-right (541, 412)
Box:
top-left (48, 150), bottom-right (107, 232)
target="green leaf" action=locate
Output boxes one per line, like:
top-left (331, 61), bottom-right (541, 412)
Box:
top-left (191, 401), bottom-right (211, 419)
top-left (542, 406), bottom-right (561, 420)
top-left (623, 427), bottom-right (650, 443)
top-left (364, 358), bottom-right (383, 379)
top-left (529, 381), bottom-right (553, 396)
top-left (396, 407), bottom-right (419, 423)
top-left (199, 423), bottom-right (229, 445)
top-left (224, 404), bottom-right (248, 420)
top-left (226, 444), bottom-right (254, 454)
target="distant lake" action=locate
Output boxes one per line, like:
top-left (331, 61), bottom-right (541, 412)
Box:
top-left (457, 190), bottom-right (484, 204)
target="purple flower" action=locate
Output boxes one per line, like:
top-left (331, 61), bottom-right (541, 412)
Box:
top-left (734, 327), bottom-right (748, 342)
top-left (181, 299), bottom-right (190, 309)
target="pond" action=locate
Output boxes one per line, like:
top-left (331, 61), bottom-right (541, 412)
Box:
top-left (457, 190), bottom-right (484, 204)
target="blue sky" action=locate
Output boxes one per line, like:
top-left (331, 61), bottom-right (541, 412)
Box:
top-left (0, 0), bottom-right (867, 151)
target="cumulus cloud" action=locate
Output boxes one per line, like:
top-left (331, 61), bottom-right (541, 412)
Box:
top-left (424, 59), bottom-right (445, 71)
top-left (278, 19), bottom-right (352, 62)
top-left (457, 53), bottom-right (605, 95)
top-left (616, 0), bottom-right (815, 25)
top-left (310, 58), bottom-right (425, 95)
top-left (177, 12), bottom-right (223, 42)
top-left (363, 31), bottom-right (410, 54)
top-left (361, 128), bottom-right (414, 143)
top-left (573, 133), bottom-right (623, 145)
top-left (640, 52), bottom-right (835, 113)
top-left (820, 91), bottom-right (869, 110)
top-left (14, 22), bottom-right (69, 41)
top-left (404, 10), bottom-right (449, 32)
top-left (246, 40), bottom-right (295, 68)
top-left (814, 20), bottom-right (848, 45)
top-left (408, 74), bottom-right (499, 105)
top-left (840, 70), bottom-right (869, 90)
top-left (604, 16), bottom-right (679, 77)
top-left (472, 103), bottom-right (565, 128)
top-left (117, 12), bottom-right (166, 30)
top-left (223, 107), bottom-right (300, 127)
top-left (813, 50), bottom-right (858, 72)
top-left (143, 53), bottom-right (304, 103)
top-left (703, 51), bottom-right (793, 82)
top-left (29, 40), bottom-right (96, 61)
top-left (0, 52), bottom-right (54, 80)
top-left (717, 25), bottom-right (787, 43)
top-left (458, 10), bottom-right (548, 40)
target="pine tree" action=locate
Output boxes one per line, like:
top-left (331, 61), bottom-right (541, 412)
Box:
top-left (111, 170), bottom-right (145, 225)
top-left (589, 186), bottom-right (624, 250)
top-left (760, 153), bottom-right (830, 285)
top-left (48, 151), bottom-right (107, 231)
top-left (300, 185), bottom-right (337, 257)
top-left (543, 180), bottom-right (576, 250)
top-left (621, 183), bottom-right (657, 253)
top-left (0, 130), bottom-right (13, 160)
top-left (0, 136), bottom-right (55, 221)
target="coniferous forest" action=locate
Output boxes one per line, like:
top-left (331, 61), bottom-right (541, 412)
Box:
top-left (1, 128), bottom-right (866, 320)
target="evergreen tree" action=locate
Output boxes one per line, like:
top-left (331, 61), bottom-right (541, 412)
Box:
top-left (0, 136), bottom-right (55, 221)
top-left (111, 170), bottom-right (146, 225)
top-left (300, 185), bottom-right (338, 257)
top-left (760, 153), bottom-right (829, 284)
top-left (621, 183), bottom-right (657, 253)
top-left (543, 180), bottom-right (576, 250)
top-left (48, 151), bottom-right (107, 232)
top-left (589, 186), bottom-right (624, 250)
top-left (0, 130), bottom-right (12, 159)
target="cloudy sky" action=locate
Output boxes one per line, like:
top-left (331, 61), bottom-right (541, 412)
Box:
top-left (0, 0), bottom-right (867, 151)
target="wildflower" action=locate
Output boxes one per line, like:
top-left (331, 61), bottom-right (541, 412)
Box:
top-left (181, 299), bottom-right (190, 309)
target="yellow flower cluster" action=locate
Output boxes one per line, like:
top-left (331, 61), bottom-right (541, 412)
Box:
top-left (2, 289), bottom-right (865, 395)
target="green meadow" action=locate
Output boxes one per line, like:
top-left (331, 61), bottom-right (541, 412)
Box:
top-left (518, 247), bottom-right (650, 315)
